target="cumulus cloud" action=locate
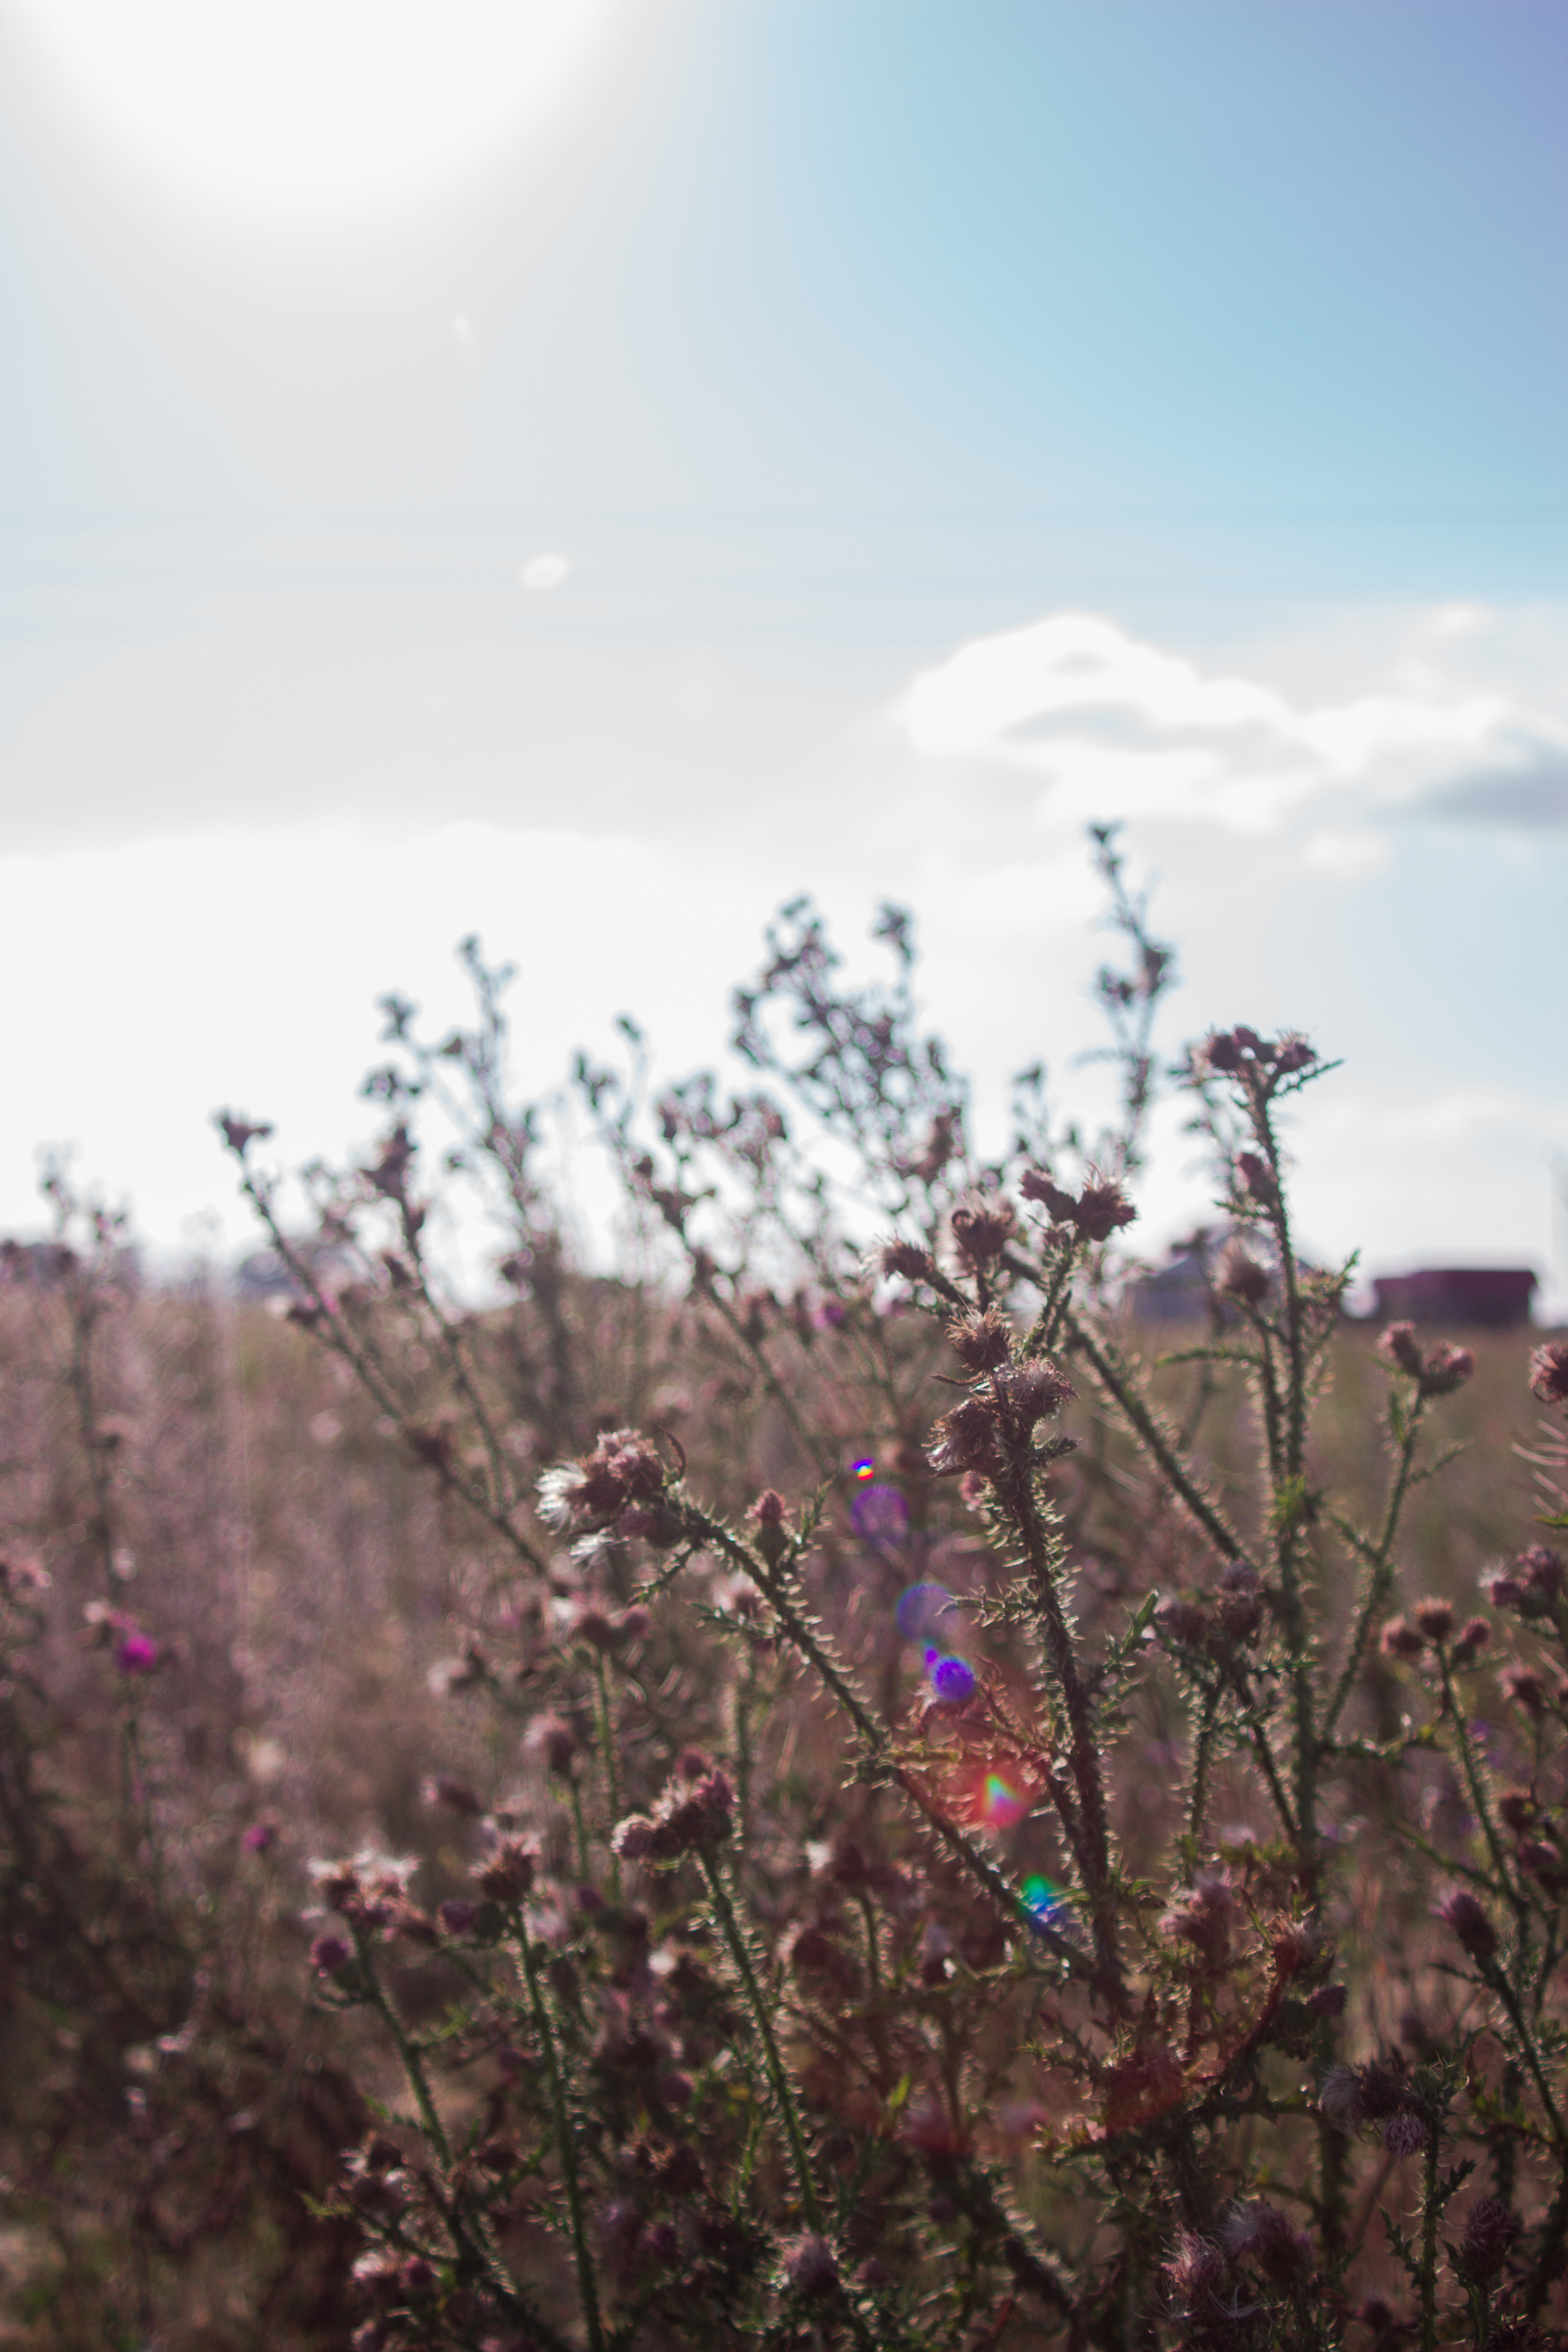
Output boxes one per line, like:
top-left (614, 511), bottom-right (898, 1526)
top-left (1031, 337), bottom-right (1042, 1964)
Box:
top-left (894, 611), bottom-right (1568, 836)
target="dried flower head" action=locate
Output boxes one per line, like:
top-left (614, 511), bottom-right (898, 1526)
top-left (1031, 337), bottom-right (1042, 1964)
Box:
top-left (1379, 1616), bottom-right (1425, 1661)
top-left (1376, 1322), bottom-right (1424, 1378)
top-left (537, 1429), bottom-right (665, 1531)
top-left (1217, 1243), bottom-right (1270, 1305)
top-left (1419, 1341), bottom-right (1475, 1396)
top-left (948, 1191), bottom-right (1016, 1270)
top-left (1437, 1886), bottom-right (1497, 1960)
top-left (1527, 1339), bottom-right (1568, 1407)
top-left (1456, 2196), bottom-right (1518, 2288)
top-left (878, 1238), bottom-right (935, 1283)
top-left (947, 1307), bottom-right (1012, 1373)
top-left (1411, 1597), bottom-right (1455, 1642)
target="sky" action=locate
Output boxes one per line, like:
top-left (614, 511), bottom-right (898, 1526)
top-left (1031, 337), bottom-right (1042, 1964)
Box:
top-left (0, 0), bottom-right (1564, 1304)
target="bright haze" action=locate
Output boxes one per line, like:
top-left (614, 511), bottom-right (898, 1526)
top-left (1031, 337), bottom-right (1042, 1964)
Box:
top-left (0, 0), bottom-right (1564, 1303)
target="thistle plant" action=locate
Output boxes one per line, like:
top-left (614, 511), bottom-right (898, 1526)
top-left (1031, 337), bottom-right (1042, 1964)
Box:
top-left (0, 826), bottom-right (1561, 2350)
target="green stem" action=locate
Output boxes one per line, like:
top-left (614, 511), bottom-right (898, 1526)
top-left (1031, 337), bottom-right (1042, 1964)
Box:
top-left (515, 1915), bottom-right (605, 2352)
top-left (701, 1850), bottom-right (822, 2231)
top-left (590, 1651), bottom-right (622, 1902)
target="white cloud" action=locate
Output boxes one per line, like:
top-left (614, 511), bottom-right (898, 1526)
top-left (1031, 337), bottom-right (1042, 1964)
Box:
top-left (894, 610), bottom-right (1568, 835)
top-left (519, 552), bottom-right (570, 589)
top-left (1299, 828), bottom-right (1391, 882)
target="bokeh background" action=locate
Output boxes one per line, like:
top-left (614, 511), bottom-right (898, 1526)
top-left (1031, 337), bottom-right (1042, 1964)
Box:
top-left (0, 0), bottom-right (1563, 1298)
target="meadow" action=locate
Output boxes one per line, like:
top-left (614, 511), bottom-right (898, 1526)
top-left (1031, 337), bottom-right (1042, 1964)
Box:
top-left (1, 831), bottom-right (1563, 2352)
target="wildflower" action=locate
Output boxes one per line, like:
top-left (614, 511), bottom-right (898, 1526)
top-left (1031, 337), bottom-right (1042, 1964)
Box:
top-left (1236, 1151), bottom-right (1276, 1204)
top-left (114, 1627), bottom-right (160, 1675)
top-left (1159, 1870), bottom-right (1239, 1963)
top-left (1527, 1339), bottom-right (1568, 1406)
top-left (878, 1238), bottom-right (935, 1283)
top-left (1377, 1322), bottom-right (1423, 1377)
top-left (749, 1488), bottom-right (790, 1565)
top-left (422, 1772), bottom-right (481, 1817)
top-left (1318, 2066), bottom-right (1364, 2131)
top-left (1437, 1886), bottom-right (1497, 1960)
top-left (1221, 2200), bottom-right (1314, 2286)
top-left (1456, 2196), bottom-right (1518, 2287)
top-left (1419, 1341), bottom-right (1475, 1396)
top-left (1021, 1167), bottom-right (1136, 1242)
top-left (1217, 1562), bottom-right (1264, 1642)
top-left (437, 1900), bottom-right (479, 1937)
top-left (536, 1428), bottom-right (664, 1532)
top-left (947, 1307), bottom-right (1012, 1373)
top-left (1453, 1617), bottom-right (1492, 1660)
top-left (948, 1191), bottom-right (1016, 1270)
top-left (1411, 1597), bottom-right (1455, 1642)
top-left (1481, 1569), bottom-right (1526, 1613)
top-left (1379, 1616), bottom-right (1424, 1661)
top-left (1155, 1594), bottom-right (1210, 1648)
top-left (242, 1817), bottom-right (279, 1854)
top-left (311, 1933), bottom-right (353, 1977)
top-left (1162, 2230), bottom-right (1226, 2304)
top-left (781, 2232), bottom-right (839, 2296)
top-left (1517, 1544), bottom-right (1564, 1603)
top-left (526, 1712), bottom-right (578, 1778)
top-left (1383, 2110), bottom-right (1429, 2158)
top-left (1305, 1983), bottom-right (1348, 2019)
top-left (1217, 1243), bottom-right (1269, 1305)
top-left (473, 1838), bottom-right (536, 1904)
top-left (1500, 1665), bottom-right (1545, 1716)
top-left (612, 1763), bottom-right (734, 1865)
top-left (218, 1112), bottom-right (273, 1154)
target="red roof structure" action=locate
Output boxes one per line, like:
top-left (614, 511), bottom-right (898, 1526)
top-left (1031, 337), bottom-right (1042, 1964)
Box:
top-left (1371, 1268), bottom-right (1537, 1329)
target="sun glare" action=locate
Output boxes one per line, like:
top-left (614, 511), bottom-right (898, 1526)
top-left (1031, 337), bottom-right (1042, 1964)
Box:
top-left (9, 0), bottom-right (621, 229)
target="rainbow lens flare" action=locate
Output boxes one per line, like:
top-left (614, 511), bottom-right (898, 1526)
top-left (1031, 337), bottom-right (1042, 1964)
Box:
top-left (896, 1581), bottom-right (955, 1644)
top-left (852, 1483), bottom-right (908, 1544)
top-left (852, 1457), bottom-right (876, 1481)
top-left (979, 1773), bottom-right (1031, 1831)
top-left (1020, 1874), bottom-right (1064, 1930)
top-left (924, 1650), bottom-right (976, 1704)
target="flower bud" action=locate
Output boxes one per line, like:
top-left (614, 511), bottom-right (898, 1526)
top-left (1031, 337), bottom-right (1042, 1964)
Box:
top-left (1412, 1598), bottom-right (1454, 1642)
top-left (1382, 2111), bottom-right (1429, 2158)
top-left (782, 2232), bottom-right (839, 2296)
top-left (1456, 2196), bottom-right (1517, 2288)
top-left (1527, 1340), bottom-right (1568, 1407)
top-left (1377, 1322), bottom-right (1423, 1378)
top-left (1438, 1886), bottom-right (1497, 1960)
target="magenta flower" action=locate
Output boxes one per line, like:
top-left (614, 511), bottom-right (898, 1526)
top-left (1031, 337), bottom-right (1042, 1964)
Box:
top-left (115, 1630), bottom-right (160, 1675)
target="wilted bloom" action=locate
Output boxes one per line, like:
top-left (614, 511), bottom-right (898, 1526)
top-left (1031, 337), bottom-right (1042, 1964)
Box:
top-left (422, 1772), bottom-right (481, 1817)
top-left (612, 1763), bottom-right (734, 1864)
top-left (537, 1428), bottom-right (664, 1532)
top-left (1159, 1870), bottom-right (1239, 1963)
top-left (1420, 1342), bottom-right (1475, 1396)
top-left (1318, 2065), bottom-right (1365, 2131)
top-left (526, 1712), bottom-right (578, 1778)
top-left (781, 2232), bottom-right (839, 2296)
top-left (471, 1836), bottom-right (534, 1903)
top-left (1527, 1339), bottom-right (1568, 1407)
top-left (1161, 2230), bottom-right (1227, 2306)
top-left (1217, 1562), bottom-right (1264, 1642)
top-left (1020, 1168), bottom-right (1136, 1242)
top-left (1235, 1151), bottom-right (1276, 1205)
top-left (1456, 2196), bottom-right (1518, 2288)
top-left (1438, 1886), bottom-right (1497, 1960)
top-left (1379, 1616), bottom-right (1425, 1661)
top-left (947, 1307), bottom-right (1012, 1373)
top-left (1500, 1665), bottom-right (1545, 1716)
top-left (1377, 1322), bottom-right (1423, 1378)
top-left (948, 1192), bottom-right (1016, 1270)
top-left (878, 1238), bottom-right (935, 1283)
top-left (1383, 2110), bottom-right (1429, 2158)
top-left (1517, 1544), bottom-right (1565, 1603)
top-left (1217, 1243), bottom-right (1269, 1306)
top-left (1221, 2201), bottom-right (1314, 2287)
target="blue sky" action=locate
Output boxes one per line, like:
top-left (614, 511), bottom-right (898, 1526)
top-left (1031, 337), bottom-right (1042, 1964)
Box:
top-left (0, 0), bottom-right (1563, 1295)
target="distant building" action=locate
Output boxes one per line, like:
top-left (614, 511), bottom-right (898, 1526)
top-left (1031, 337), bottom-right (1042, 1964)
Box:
top-left (1371, 1268), bottom-right (1537, 1329)
top-left (1126, 1248), bottom-right (1213, 1325)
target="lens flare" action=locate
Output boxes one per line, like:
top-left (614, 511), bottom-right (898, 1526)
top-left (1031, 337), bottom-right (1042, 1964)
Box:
top-left (924, 1650), bottom-right (976, 1703)
top-left (896, 1581), bottom-right (954, 1644)
top-left (980, 1773), bottom-right (1030, 1831)
top-left (1020, 1873), bottom-right (1063, 1930)
top-left (852, 1457), bottom-right (876, 1481)
top-left (852, 1482), bottom-right (908, 1544)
